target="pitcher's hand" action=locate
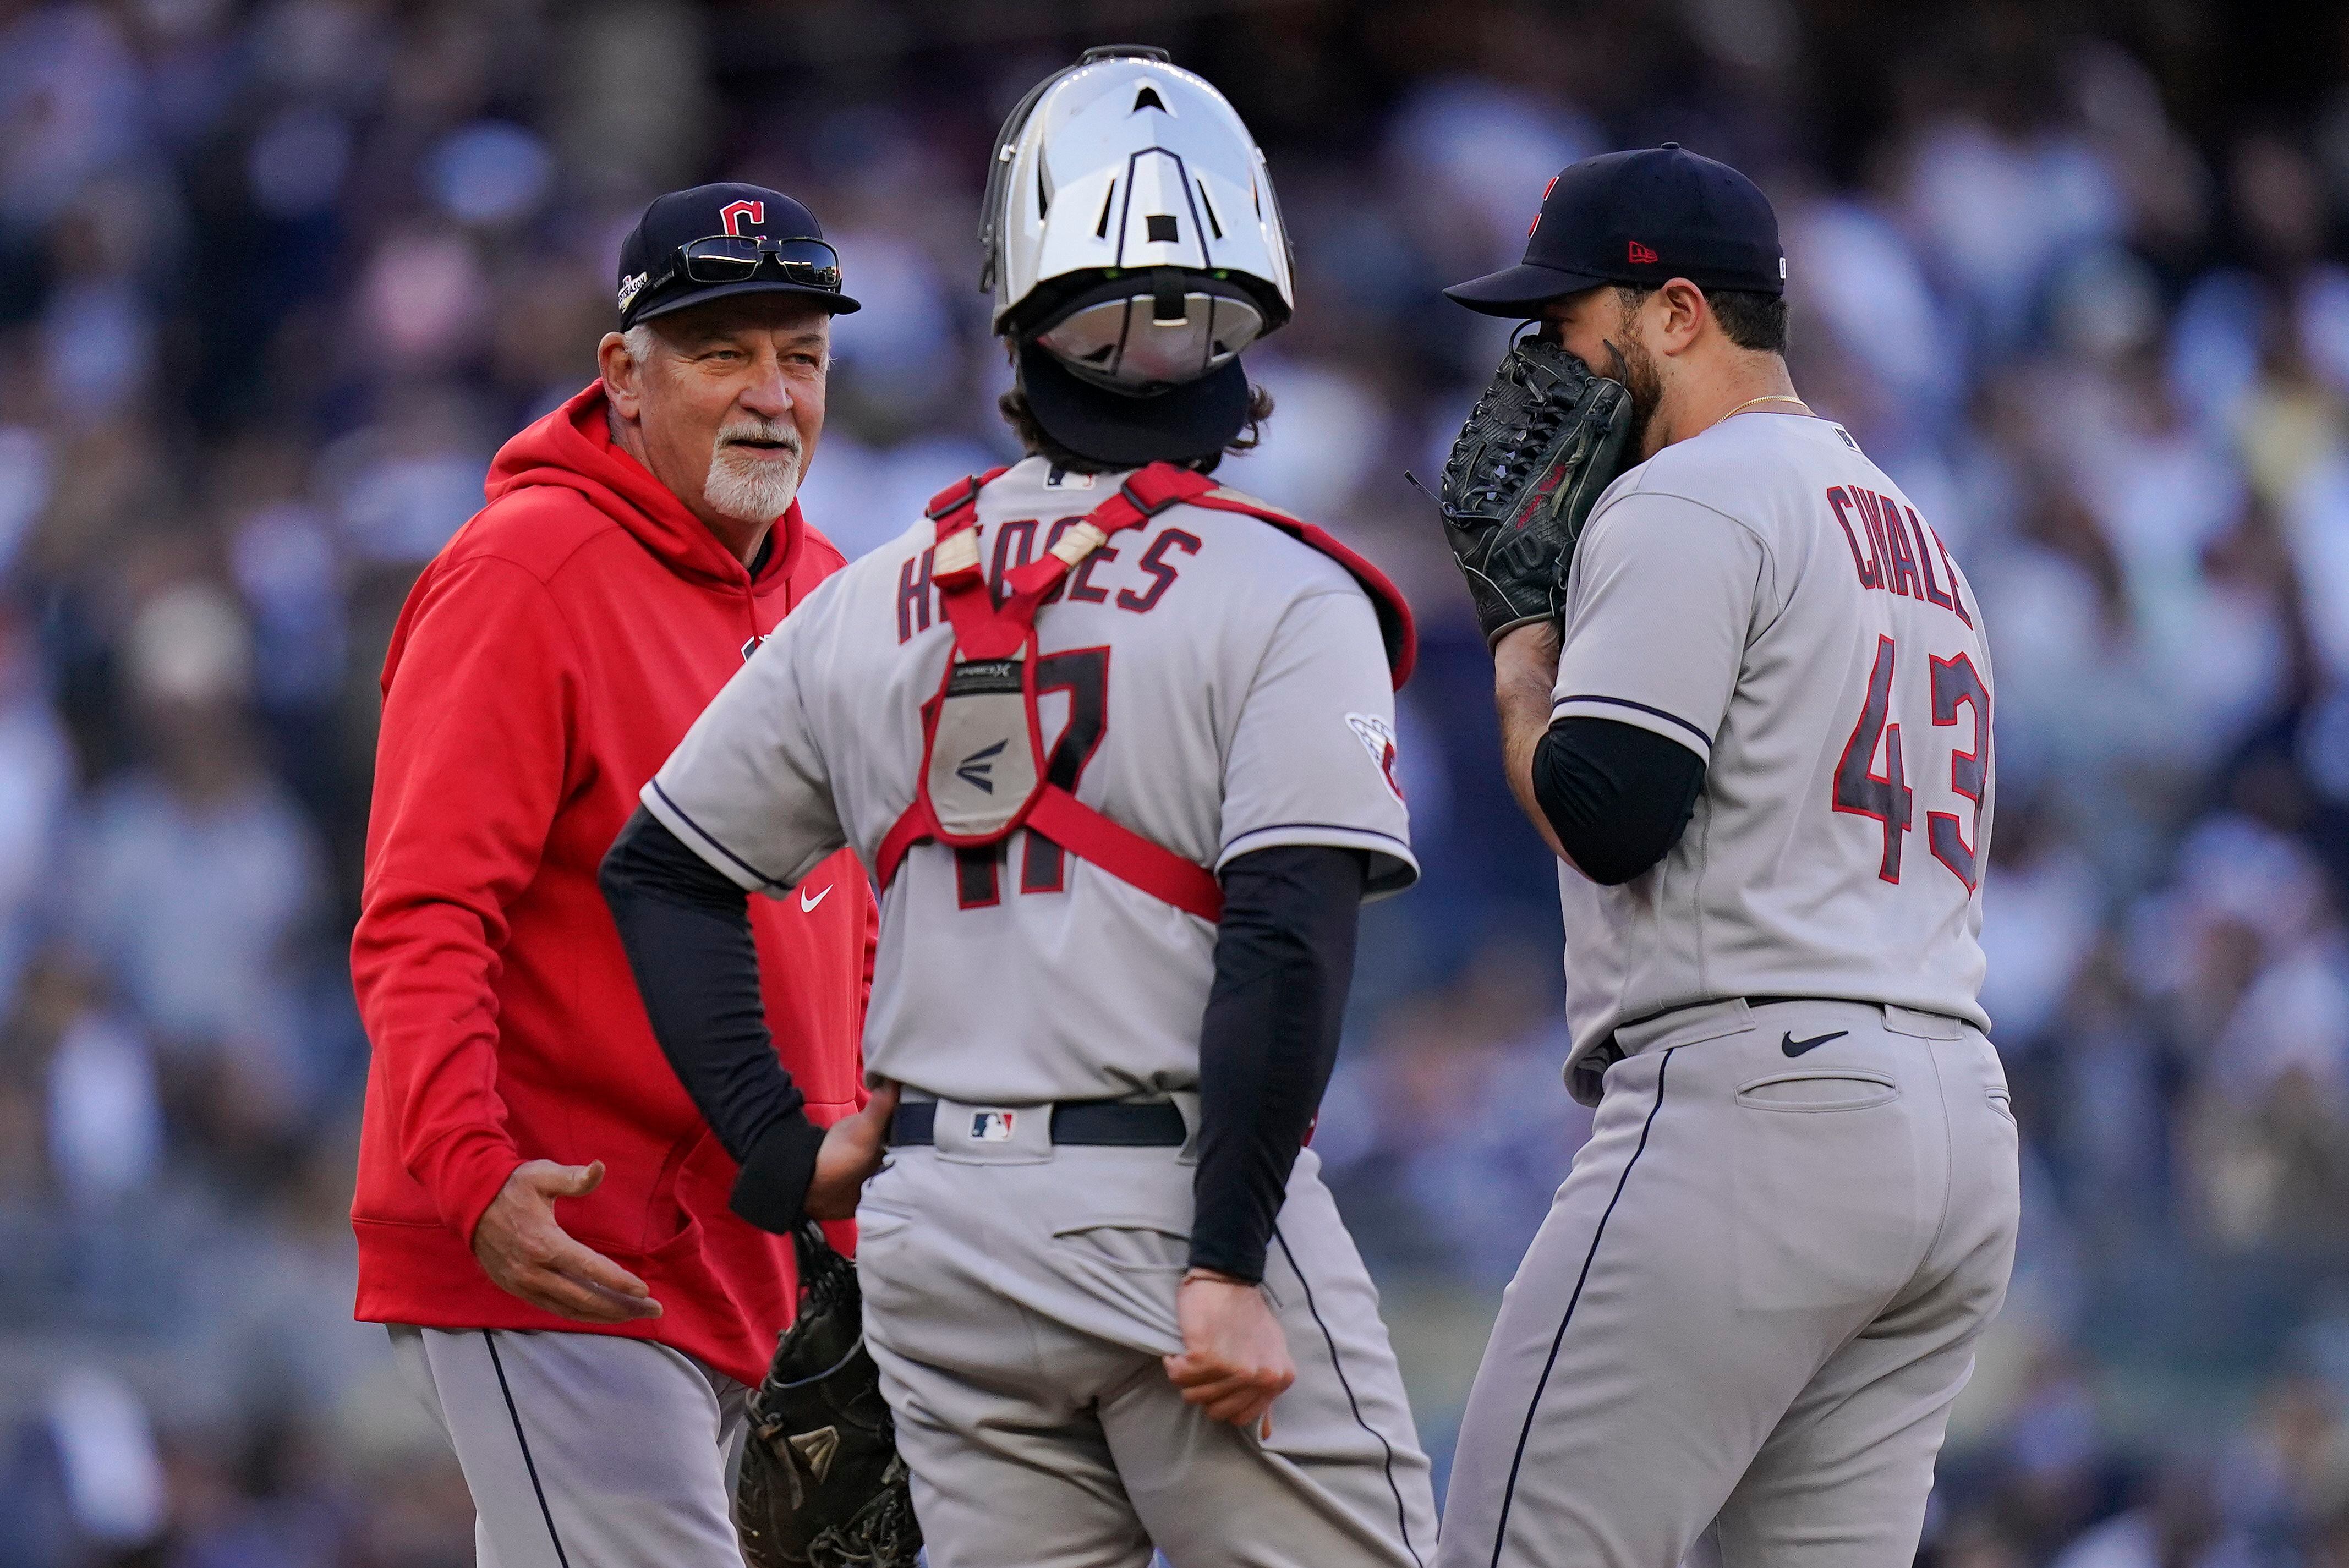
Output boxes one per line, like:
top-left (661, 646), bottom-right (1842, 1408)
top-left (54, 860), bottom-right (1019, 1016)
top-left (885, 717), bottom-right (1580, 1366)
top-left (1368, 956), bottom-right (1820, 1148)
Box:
top-left (1163, 1269), bottom-right (1295, 1433)
top-left (804, 1082), bottom-right (901, 1221)
top-left (471, 1160), bottom-right (662, 1323)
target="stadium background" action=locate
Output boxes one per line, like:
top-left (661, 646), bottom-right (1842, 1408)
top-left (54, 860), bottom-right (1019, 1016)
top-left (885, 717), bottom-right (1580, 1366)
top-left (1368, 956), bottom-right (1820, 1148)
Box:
top-left (5, 0), bottom-right (2349, 1562)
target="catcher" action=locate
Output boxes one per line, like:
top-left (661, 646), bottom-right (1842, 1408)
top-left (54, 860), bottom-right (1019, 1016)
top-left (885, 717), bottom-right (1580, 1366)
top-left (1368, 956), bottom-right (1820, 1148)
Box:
top-left (604, 46), bottom-right (1438, 1568)
top-left (1427, 145), bottom-right (2017, 1568)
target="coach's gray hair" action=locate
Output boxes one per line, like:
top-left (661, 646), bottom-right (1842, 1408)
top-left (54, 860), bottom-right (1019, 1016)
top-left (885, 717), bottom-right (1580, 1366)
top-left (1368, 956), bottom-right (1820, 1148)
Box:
top-left (606, 325), bottom-right (662, 442)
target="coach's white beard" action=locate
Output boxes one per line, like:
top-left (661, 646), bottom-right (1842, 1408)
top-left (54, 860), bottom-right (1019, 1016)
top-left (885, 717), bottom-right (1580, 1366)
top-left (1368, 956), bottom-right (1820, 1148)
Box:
top-left (702, 419), bottom-right (804, 526)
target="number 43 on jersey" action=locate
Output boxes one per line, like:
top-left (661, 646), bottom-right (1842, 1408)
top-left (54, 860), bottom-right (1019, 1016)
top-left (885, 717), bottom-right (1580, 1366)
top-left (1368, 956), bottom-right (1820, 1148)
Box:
top-left (1832, 636), bottom-right (1989, 892)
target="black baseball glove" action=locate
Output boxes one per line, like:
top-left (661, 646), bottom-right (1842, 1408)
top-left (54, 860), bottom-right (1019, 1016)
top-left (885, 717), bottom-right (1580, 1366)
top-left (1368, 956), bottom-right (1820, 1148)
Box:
top-left (1426, 333), bottom-right (1635, 645)
top-left (735, 1223), bottom-right (921, 1568)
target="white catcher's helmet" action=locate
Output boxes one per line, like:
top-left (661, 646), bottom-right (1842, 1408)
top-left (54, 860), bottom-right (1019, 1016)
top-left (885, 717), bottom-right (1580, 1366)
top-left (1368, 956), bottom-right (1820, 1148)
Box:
top-left (982, 46), bottom-right (1295, 398)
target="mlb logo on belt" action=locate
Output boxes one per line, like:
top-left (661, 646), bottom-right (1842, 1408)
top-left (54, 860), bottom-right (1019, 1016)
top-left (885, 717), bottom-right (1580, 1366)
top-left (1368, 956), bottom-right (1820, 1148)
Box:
top-left (971, 1110), bottom-right (1016, 1142)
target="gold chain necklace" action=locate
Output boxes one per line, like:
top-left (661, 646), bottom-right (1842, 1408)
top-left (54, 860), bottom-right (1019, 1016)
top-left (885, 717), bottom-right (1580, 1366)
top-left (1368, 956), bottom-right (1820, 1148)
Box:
top-left (1720, 393), bottom-right (1811, 421)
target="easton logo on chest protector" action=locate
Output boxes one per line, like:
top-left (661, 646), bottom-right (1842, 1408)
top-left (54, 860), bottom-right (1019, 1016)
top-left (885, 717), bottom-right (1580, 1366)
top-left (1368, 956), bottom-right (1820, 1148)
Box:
top-left (933, 659), bottom-right (1030, 816)
top-left (955, 741), bottom-right (1005, 793)
top-left (874, 462), bottom-right (1422, 923)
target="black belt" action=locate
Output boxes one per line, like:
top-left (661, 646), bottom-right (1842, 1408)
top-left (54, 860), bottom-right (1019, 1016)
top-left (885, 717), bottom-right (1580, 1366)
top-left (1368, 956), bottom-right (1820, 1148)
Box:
top-left (1576, 995), bottom-right (1832, 1094)
top-left (888, 1099), bottom-right (1187, 1148)
top-left (1611, 994), bottom-right (1845, 1037)
top-left (1592, 994), bottom-right (1969, 1070)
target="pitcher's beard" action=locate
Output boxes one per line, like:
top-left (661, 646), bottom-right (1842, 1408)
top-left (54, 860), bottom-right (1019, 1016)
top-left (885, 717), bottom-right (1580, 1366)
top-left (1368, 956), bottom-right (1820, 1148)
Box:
top-left (1600, 337), bottom-right (1664, 456)
top-left (704, 444), bottom-right (803, 525)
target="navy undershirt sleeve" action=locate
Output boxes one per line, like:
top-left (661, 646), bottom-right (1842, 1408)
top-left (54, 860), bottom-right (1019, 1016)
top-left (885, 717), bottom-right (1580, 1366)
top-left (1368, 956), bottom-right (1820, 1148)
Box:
top-left (1190, 844), bottom-right (1366, 1282)
top-left (600, 805), bottom-right (824, 1234)
top-left (1530, 716), bottom-right (1708, 886)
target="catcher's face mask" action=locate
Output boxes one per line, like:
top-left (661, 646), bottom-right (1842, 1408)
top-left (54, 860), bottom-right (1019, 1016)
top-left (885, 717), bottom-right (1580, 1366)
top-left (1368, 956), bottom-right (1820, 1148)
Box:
top-left (980, 46), bottom-right (1294, 391)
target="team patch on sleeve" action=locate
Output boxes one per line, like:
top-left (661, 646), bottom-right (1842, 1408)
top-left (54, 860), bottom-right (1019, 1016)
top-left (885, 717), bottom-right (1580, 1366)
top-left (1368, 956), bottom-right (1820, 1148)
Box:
top-left (1346, 712), bottom-right (1405, 801)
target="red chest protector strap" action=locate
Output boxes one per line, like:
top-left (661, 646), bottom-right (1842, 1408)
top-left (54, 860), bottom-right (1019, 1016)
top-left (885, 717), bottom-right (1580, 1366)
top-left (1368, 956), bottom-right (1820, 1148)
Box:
top-left (873, 463), bottom-right (1419, 924)
top-left (1146, 476), bottom-right (1419, 689)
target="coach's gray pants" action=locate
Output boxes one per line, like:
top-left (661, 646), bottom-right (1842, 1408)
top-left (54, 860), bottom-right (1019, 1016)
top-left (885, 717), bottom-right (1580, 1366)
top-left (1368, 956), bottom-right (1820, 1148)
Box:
top-left (1438, 999), bottom-right (2020, 1568)
top-left (389, 1324), bottom-right (751, 1568)
top-left (856, 1121), bottom-right (1437, 1568)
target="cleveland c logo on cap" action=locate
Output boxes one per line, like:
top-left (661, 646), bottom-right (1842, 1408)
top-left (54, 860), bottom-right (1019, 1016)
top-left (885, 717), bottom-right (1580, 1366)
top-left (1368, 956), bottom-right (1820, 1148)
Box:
top-left (719, 200), bottom-right (765, 237)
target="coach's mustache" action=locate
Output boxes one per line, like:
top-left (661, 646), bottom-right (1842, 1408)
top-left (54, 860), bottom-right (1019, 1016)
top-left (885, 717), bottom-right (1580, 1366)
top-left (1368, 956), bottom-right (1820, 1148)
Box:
top-left (714, 419), bottom-right (801, 459)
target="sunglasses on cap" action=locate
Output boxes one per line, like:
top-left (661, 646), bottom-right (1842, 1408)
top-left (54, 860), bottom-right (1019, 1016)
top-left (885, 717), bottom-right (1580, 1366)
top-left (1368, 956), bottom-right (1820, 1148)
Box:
top-left (651, 234), bottom-right (844, 294)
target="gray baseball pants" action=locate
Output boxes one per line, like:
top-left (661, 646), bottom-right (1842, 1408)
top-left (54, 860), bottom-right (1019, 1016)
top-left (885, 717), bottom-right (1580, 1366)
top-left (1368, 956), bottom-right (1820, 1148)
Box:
top-left (1437, 999), bottom-right (2020, 1568)
top-left (855, 1114), bottom-right (1437, 1568)
top-left (389, 1323), bottom-right (751, 1568)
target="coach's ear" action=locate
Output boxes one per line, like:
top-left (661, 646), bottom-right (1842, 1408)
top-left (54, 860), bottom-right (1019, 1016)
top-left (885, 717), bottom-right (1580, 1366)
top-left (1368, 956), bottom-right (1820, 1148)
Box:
top-left (599, 330), bottom-right (644, 423)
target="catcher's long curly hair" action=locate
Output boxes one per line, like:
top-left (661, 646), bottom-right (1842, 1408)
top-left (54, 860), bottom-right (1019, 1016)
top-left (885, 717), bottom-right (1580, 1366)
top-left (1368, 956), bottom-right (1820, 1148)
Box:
top-left (997, 381), bottom-right (1274, 475)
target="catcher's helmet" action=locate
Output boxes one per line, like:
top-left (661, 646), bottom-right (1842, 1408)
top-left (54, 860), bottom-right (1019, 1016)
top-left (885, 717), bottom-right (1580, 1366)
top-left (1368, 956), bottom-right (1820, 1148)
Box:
top-left (981, 46), bottom-right (1294, 462)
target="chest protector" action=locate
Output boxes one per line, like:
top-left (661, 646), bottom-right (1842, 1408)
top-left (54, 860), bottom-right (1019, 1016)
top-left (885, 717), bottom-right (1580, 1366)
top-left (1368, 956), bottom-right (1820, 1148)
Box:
top-left (874, 462), bottom-right (1416, 923)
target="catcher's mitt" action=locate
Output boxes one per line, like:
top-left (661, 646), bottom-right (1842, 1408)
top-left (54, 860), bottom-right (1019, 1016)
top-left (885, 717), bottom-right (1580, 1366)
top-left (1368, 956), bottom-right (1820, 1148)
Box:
top-left (1425, 333), bottom-right (1635, 645)
top-left (735, 1222), bottom-right (921, 1568)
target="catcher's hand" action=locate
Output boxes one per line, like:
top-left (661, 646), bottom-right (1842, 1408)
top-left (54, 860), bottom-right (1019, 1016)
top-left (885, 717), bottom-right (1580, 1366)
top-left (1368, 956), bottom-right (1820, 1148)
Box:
top-left (804, 1083), bottom-right (899, 1221)
top-left (1164, 1269), bottom-right (1294, 1434)
top-left (1427, 333), bottom-right (1634, 646)
top-left (736, 1224), bottom-right (921, 1568)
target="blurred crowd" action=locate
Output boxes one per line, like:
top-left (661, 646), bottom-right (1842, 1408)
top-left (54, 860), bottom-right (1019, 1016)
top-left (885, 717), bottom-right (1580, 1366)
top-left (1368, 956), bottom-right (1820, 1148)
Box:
top-left (4, 1), bottom-right (2349, 1564)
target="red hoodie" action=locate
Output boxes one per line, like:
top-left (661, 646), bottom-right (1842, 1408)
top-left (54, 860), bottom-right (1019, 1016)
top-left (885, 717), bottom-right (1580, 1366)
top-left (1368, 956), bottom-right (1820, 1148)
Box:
top-left (351, 382), bottom-right (873, 1386)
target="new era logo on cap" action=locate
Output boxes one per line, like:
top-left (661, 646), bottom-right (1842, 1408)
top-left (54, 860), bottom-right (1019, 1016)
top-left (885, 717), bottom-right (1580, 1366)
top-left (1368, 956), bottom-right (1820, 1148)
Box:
top-left (1628, 240), bottom-right (1658, 264)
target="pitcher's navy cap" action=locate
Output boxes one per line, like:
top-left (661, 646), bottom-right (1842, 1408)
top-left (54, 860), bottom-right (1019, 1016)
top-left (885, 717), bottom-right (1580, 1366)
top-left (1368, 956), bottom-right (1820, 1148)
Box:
top-left (616, 182), bottom-right (861, 329)
top-left (1445, 144), bottom-right (1784, 317)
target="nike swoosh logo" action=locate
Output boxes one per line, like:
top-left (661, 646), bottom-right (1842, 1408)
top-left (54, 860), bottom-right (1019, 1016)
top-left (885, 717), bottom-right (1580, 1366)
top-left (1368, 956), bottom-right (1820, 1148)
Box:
top-left (1781, 1029), bottom-right (1848, 1058)
top-left (799, 885), bottom-right (831, 913)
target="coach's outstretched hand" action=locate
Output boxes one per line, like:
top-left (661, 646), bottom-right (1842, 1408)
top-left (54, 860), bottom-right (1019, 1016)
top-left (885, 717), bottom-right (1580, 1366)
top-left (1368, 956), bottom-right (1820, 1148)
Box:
top-left (472, 1159), bottom-right (664, 1324)
top-left (804, 1082), bottom-right (901, 1221)
top-left (1165, 1270), bottom-right (1296, 1434)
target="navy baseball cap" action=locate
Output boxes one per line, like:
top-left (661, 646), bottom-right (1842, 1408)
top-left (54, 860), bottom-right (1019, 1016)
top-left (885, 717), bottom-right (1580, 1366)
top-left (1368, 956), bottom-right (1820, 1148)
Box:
top-left (1445, 144), bottom-right (1784, 317)
top-left (616, 182), bottom-right (861, 330)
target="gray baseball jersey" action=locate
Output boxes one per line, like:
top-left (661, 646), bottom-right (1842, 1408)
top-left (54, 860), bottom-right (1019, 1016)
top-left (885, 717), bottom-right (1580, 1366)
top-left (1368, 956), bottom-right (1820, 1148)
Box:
top-left (1438, 410), bottom-right (2017, 1568)
top-left (1549, 410), bottom-right (1995, 1083)
top-left (643, 456), bottom-right (1417, 1105)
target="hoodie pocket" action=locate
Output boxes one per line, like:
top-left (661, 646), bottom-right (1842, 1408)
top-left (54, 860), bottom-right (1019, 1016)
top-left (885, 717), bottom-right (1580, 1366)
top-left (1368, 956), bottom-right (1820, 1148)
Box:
top-left (615, 1128), bottom-right (729, 1258)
